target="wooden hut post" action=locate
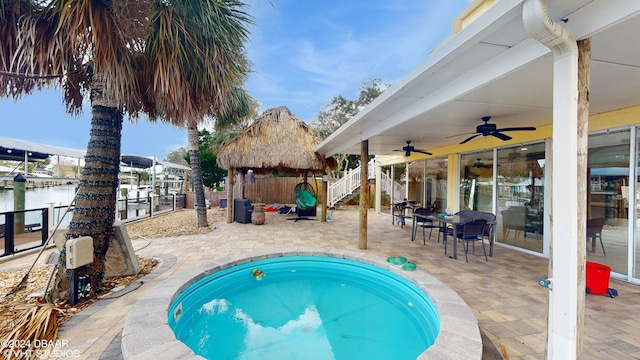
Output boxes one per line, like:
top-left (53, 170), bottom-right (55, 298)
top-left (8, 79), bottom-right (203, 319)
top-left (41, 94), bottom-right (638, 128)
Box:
top-left (359, 140), bottom-right (369, 249)
top-left (238, 170), bottom-right (245, 199)
top-left (227, 167), bottom-right (235, 223)
top-left (183, 171), bottom-right (190, 194)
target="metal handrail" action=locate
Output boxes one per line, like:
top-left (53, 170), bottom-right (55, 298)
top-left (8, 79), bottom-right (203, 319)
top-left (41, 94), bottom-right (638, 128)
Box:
top-left (0, 193), bottom-right (186, 258)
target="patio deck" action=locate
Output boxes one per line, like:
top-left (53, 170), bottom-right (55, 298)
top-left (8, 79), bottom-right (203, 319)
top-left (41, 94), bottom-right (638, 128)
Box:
top-left (2, 208), bottom-right (639, 359)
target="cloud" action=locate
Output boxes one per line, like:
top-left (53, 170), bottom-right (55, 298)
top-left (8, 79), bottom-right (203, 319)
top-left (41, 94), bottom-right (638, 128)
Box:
top-left (245, 1), bottom-right (471, 121)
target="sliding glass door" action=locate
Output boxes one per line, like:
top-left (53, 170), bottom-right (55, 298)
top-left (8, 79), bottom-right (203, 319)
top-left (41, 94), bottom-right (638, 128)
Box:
top-left (496, 143), bottom-right (546, 253)
top-left (459, 150), bottom-right (494, 213)
top-left (587, 129), bottom-right (630, 276)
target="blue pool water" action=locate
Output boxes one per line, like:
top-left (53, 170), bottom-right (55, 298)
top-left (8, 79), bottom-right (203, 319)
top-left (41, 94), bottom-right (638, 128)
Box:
top-left (169, 256), bottom-right (440, 360)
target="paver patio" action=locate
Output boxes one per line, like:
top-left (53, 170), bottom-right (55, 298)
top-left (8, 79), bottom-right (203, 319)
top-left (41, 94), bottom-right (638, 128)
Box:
top-left (2, 208), bottom-right (639, 359)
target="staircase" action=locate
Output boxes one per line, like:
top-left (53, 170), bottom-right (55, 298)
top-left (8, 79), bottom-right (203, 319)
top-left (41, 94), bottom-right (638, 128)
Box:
top-left (380, 171), bottom-right (406, 203)
top-left (327, 159), bottom-right (405, 208)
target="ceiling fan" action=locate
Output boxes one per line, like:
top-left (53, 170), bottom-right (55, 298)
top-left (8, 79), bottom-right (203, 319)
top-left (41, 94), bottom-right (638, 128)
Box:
top-left (507, 150), bottom-right (520, 161)
top-left (393, 141), bottom-right (432, 156)
top-left (459, 116), bottom-right (536, 144)
top-left (472, 159), bottom-right (492, 168)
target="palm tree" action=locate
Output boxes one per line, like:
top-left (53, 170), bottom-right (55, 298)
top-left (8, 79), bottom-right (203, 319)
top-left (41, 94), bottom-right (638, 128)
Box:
top-left (188, 86), bottom-right (254, 228)
top-left (1, 0), bottom-right (252, 303)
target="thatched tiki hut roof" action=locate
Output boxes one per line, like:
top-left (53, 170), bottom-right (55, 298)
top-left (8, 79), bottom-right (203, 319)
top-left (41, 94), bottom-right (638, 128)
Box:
top-left (217, 106), bottom-right (337, 175)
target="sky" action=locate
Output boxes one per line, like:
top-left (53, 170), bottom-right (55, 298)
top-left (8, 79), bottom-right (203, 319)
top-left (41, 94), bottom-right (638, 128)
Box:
top-left (0, 1), bottom-right (472, 161)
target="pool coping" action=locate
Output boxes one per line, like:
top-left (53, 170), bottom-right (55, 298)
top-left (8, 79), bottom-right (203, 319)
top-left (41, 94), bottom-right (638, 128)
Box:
top-left (121, 248), bottom-right (482, 359)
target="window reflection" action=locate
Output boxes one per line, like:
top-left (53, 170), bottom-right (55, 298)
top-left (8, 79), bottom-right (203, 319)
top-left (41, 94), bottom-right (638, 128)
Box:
top-left (496, 143), bottom-right (545, 253)
top-left (460, 151), bottom-right (493, 213)
top-left (588, 129), bottom-right (630, 275)
top-left (409, 159), bottom-right (447, 212)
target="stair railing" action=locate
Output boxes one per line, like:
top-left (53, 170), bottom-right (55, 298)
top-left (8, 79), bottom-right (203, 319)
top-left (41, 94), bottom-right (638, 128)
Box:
top-left (327, 159), bottom-right (376, 208)
top-left (380, 171), bottom-right (405, 203)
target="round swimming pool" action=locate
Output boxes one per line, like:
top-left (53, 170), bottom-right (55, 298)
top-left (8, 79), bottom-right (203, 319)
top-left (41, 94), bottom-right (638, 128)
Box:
top-left (168, 256), bottom-right (439, 359)
top-left (121, 249), bottom-right (482, 359)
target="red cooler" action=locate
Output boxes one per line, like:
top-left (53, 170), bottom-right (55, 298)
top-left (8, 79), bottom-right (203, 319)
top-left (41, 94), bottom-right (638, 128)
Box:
top-left (586, 261), bottom-right (611, 295)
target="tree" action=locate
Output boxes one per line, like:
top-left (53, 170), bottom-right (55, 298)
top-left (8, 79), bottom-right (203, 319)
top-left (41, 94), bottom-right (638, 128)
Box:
top-left (1, 0), bottom-right (252, 303)
top-left (164, 147), bottom-right (189, 167)
top-left (185, 130), bottom-right (227, 189)
top-left (187, 86), bottom-right (254, 227)
top-left (311, 78), bottom-right (388, 141)
top-left (310, 78), bottom-right (388, 174)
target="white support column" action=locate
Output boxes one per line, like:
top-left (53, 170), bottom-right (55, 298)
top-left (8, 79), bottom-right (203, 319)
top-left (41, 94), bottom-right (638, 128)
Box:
top-left (423, 160), bottom-right (427, 206)
top-left (390, 166), bottom-right (395, 206)
top-left (152, 154), bottom-right (157, 194)
top-left (46, 202), bottom-right (55, 238)
top-left (524, 0), bottom-right (581, 358)
top-left (405, 163), bottom-right (409, 201)
top-left (492, 148), bottom-right (498, 215)
top-left (628, 127), bottom-right (637, 278)
top-left (375, 163), bottom-right (382, 213)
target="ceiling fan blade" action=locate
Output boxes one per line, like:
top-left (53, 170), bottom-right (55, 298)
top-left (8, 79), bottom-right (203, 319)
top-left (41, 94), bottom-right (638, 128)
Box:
top-left (446, 132), bottom-right (475, 139)
top-left (460, 134), bottom-right (481, 144)
top-left (414, 149), bottom-right (433, 156)
top-left (490, 132), bottom-right (512, 141)
top-left (495, 127), bottom-right (536, 132)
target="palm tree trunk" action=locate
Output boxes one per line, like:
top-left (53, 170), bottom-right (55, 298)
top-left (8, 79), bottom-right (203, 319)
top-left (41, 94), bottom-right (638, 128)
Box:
top-left (187, 120), bottom-right (208, 227)
top-left (53, 104), bottom-right (123, 303)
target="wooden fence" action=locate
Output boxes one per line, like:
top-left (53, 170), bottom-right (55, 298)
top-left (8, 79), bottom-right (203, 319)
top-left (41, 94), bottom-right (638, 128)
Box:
top-left (185, 176), bottom-right (324, 208)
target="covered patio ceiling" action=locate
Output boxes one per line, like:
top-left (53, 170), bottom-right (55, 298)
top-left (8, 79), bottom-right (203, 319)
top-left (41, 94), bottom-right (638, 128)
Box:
top-left (316, 0), bottom-right (640, 156)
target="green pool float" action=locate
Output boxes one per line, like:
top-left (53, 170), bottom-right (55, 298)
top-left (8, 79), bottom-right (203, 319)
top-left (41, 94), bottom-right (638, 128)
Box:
top-left (386, 256), bottom-right (407, 266)
top-left (401, 262), bottom-right (417, 271)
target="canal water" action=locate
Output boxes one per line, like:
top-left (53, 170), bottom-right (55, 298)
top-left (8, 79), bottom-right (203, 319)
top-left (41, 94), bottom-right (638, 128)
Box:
top-left (0, 184), bottom-right (77, 213)
top-left (0, 184), bottom-right (153, 227)
top-left (0, 184), bottom-right (78, 227)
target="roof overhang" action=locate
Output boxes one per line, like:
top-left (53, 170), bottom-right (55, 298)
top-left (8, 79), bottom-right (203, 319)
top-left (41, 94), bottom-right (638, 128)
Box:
top-left (0, 136), bottom-right (86, 161)
top-left (316, 0), bottom-right (640, 157)
top-left (121, 155), bottom-right (190, 171)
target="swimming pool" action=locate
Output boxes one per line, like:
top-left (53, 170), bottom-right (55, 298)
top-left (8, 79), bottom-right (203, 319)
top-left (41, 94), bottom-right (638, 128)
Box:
top-left (121, 249), bottom-right (482, 359)
top-left (168, 256), bottom-right (440, 359)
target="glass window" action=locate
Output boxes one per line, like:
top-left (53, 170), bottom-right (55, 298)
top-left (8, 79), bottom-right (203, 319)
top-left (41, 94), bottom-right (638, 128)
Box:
top-left (380, 164), bottom-right (393, 215)
top-left (408, 158), bottom-right (447, 212)
top-left (588, 129), bottom-right (630, 275)
top-left (460, 150), bottom-right (494, 213)
top-left (496, 143), bottom-right (545, 253)
top-left (426, 158), bottom-right (448, 212)
top-left (408, 161), bottom-right (425, 206)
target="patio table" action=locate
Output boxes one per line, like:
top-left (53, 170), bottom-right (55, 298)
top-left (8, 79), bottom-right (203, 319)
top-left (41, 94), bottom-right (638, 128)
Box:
top-left (420, 213), bottom-right (496, 260)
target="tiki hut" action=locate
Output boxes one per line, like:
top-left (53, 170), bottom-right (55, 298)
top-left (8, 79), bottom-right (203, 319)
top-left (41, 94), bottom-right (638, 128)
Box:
top-left (217, 106), bottom-right (336, 175)
top-left (217, 106), bottom-right (337, 222)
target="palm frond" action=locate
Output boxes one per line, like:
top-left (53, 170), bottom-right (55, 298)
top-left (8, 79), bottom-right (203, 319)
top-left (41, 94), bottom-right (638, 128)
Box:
top-left (0, 0), bottom-right (48, 98)
top-left (3, 0), bottom-right (253, 123)
top-left (212, 85), bottom-right (253, 130)
top-left (144, 0), bottom-right (252, 125)
top-left (48, 0), bottom-right (138, 108)
top-left (0, 303), bottom-right (63, 360)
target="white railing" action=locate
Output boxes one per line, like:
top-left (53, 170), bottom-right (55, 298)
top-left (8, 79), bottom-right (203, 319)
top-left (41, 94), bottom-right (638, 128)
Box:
top-left (327, 159), bottom-right (376, 208)
top-left (380, 171), bottom-right (405, 203)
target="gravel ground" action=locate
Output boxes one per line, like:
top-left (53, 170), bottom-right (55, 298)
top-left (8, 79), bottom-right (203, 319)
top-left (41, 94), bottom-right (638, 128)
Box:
top-left (125, 207), bottom-right (227, 239)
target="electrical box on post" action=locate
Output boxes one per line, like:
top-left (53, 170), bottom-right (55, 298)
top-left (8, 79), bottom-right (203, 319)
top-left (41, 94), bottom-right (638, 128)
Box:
top-left (66, 236), bottom-right (94, 269)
